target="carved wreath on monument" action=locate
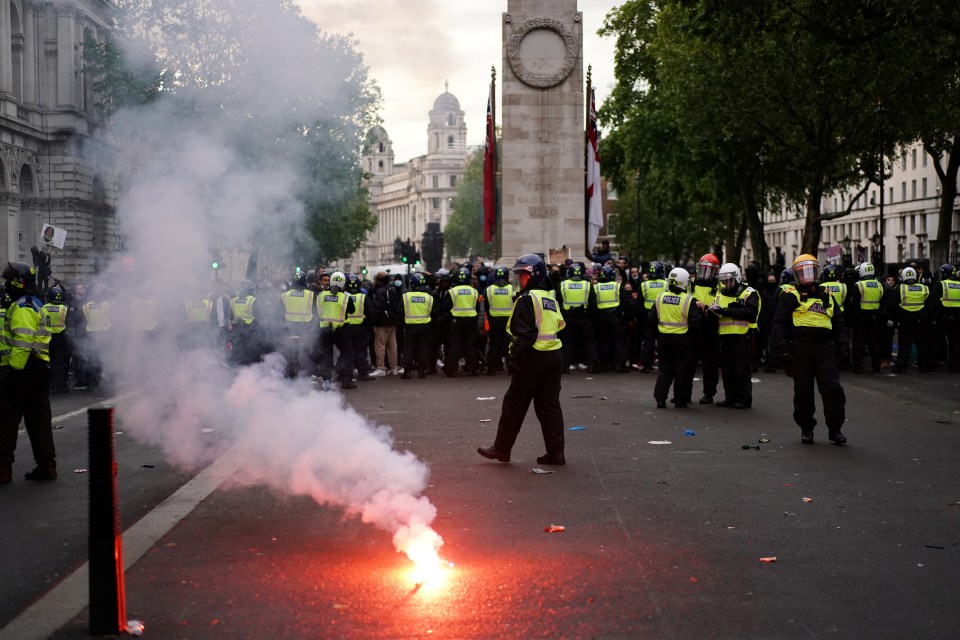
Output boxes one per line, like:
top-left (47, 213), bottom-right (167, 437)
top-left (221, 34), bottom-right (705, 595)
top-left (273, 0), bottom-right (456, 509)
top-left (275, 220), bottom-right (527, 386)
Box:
top-left (506, 16), bottom-right (578, 89)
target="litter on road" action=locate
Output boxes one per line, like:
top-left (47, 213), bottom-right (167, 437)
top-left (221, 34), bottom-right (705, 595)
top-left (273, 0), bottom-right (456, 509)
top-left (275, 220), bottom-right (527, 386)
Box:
top-left (760, 556), bottom-right (777, 563)
top-left (802, 497), bottom-right (813, 503)
top-left (569, 426), bottom-right (586, 431)
top-left (479, 419), bottom-right (491, 423)
top-left (545, 525), bottom-right (566, 533)
top-left (684, 429), bottom-right (697, 436)
top-left (759, 437), bottom-right (771, 443)
top-left (648, 440), bottom-right (672, 445)
top-left (531, 468), bottom-right (555, 474)
top-left (476, 396), bottom-right (496, 401)
top-left (742, 445), bottom-right (760, 450)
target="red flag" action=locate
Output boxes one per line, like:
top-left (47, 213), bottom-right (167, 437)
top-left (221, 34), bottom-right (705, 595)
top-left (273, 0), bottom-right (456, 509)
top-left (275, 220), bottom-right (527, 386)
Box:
top-left (586, 88), bottom-right (603, 249)
top-left (482, 86), bottom-right (497, 244)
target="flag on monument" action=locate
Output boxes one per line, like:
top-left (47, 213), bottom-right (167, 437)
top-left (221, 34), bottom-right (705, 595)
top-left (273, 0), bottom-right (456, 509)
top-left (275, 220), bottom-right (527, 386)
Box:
top-left (586, 88), bottom-right (603, 249)
top-left (482, 88), bottom-right (497, 244)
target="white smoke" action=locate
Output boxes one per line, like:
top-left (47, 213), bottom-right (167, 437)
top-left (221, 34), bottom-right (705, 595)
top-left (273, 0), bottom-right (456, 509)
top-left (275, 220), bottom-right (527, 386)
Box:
top-left (86, 0), bottom-right (442, 565)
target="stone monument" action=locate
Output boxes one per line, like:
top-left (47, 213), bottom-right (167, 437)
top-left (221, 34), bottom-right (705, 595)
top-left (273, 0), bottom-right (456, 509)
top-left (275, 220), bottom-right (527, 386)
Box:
top-left (500, 0), bottom-right (583, 262)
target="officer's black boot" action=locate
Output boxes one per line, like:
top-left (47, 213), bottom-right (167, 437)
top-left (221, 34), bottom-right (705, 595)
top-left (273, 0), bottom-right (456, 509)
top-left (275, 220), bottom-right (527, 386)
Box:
top-left (24, 460), bottom-right (57, 481)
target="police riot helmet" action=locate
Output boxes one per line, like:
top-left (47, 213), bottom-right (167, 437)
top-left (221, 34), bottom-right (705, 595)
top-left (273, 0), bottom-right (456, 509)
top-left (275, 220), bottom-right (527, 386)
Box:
top-left (667, 267), bottom-right (690, 293)
top-left (649, 261), bottom-right (665, 280)
top-left (46, 285), bottom-right (65, 304)
top-left (939, 263), bottom-right (955, 280)
top-left (513, 254), bottom-right (548, 291)
top-left (779, 269), bottom-right (794, 285)
top-left (291, 269), bottom-right (307, 288)
top-left (568, 262), bottom-right (585, 280)
top-left (330, 271), bottom-right (346, 294)
top-left (792, 254), bottom-right (820, 287)
top-left (696, 254), bottom-right (720, 281)
top-left (717, 263), bottom-right (742, 292)
top-left (856, 262), bottom-right (875, 279)
top-left (820, 264), bottom-right (840, 283)
top-left (900, 266), bottom-right (918, 284)
top-left (2, 262), bottom-right (37, 298)
top-left (409, 272), bottom-right (426, 289)
top-left (599, 265), bottom-right (616, 282)
top-left (238, 279), bottom-right (256, 297)
top-left (494, 266), bottom-right (509, 283)
top-left (455, 268), bottom-right (470, 285)
top-left (345, 273), bottom-right (361, 293)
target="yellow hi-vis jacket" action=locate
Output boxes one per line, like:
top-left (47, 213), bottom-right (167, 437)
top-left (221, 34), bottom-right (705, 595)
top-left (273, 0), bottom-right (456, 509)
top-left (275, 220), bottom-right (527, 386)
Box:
top-left (231, 296), bottom-right (256, 325)
top-left (941, 280), bottom-right (960, 308)
top-left (281, 289), bottom-right (315, 323)
top-left (560, 279), bottom-right (590, 310)
top-left (821, 282), bottom-right (847, 311)
top-left (898, 283), bottom-right (928, 314)
top-left (655, 290), bottom-right (694, 334)
top-left (790, 289), bottom-right (835, 329)
top-left (83, 301), bottom-right (112, 332)
top-left (715, 288), bottom-right (755, 335)
top-left (508, 290), bottom-right (565, 351)
top-left (131, 298), bottom-right (159, 331)
top-left (317, 291), bottom-right (349, 329)
top-left (3, 295), bottom-right (48, 369)
top-left (403, 291), bottom-right (434, 324)
top-left (856, 279), bottom-right (883, 311)
top-left (346, 293), bottom-right (367, 325)
top-left (42, 303), bottom-right (68, 334)
top-left (641, 279), bottom-right (667, 310)
top-left (595, 281), bottom-right (620, 310)
top-left (450, 286), bottom-right (479, 318)
top-left (185, 299), bottom-right (213, 323)
top-left (485, 283), bottom-right (515, 317)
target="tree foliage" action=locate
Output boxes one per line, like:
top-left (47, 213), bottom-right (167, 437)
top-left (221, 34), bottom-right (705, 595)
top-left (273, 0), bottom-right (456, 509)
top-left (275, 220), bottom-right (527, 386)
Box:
top-left (600, 0), bottom-right (959, 266)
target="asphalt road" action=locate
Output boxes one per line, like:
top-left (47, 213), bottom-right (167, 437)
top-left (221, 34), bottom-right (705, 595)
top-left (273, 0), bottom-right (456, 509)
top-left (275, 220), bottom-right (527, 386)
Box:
top-left (2, 366), bottom-right (959, 639)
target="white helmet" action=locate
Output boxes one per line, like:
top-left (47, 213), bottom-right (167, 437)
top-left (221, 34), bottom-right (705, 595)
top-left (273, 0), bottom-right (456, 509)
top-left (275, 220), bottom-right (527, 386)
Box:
top-left (900, 266), bottom-right (917, 284)
top-left (667, 267), bottom-right (690, 292)
top-left (857, 262), bottom-right (875, 279)
top-left (330, 271), bottom-right (346, 293)
top-left (717, 263), bottom-right (741, 291)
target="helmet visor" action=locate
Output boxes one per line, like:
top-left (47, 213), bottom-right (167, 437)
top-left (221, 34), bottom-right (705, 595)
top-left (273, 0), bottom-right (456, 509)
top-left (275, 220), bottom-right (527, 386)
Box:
top-left (696, 261), bottom-right (718, 281)
top-left (794, 261), bottom-right (819, 286)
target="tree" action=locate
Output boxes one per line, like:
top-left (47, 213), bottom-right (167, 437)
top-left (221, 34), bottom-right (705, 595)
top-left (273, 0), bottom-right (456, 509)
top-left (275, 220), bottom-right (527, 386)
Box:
top-left (444, 150), bottom-right (494, 261)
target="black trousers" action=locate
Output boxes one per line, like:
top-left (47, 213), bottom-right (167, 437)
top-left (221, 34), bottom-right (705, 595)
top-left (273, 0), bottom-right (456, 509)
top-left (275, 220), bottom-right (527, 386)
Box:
top-left (446, 316), bottom-right (479, 373)
top-left (852, 316), bottom-right (882, 373)
top-left (486, 316), bottom-right (509, 371)
top-left (696, 328), bottom-right (720, 398)
top-left (719, 333), bottom-right (752, 405)
top-left (317, 327), bottom-right (353, 381)
top-left (641, 309), bottom-right (658, 367)
top-left (560, 311), bottom-right (599, 368)
top-left (790, 340), bottom-right (846, 432)
top-left (48, 332), bottom-right (70, 391)
top-left (493, 349), bottom-right (565, 457)
top-left (0, 358), bottom-right (55, 467)
top-left (402, 324), bottom-right (432, 372)
top-left (347, 324), bottom-right (371, 375)
top-left (654, 333), bottom-right (694, 404)
top-left (595, 309), bottom-right (626, 371)
top-left (895, 315), bottom-right (930, 371)
top-left (933, 314), bottom-right (960, 371)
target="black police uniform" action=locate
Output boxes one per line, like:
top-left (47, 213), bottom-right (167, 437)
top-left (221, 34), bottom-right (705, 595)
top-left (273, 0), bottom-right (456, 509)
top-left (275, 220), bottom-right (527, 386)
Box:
top-left (771, 285), bottom-right (848, 444)
top-left (928, 274), bottom-right (960, 371)
top-left (714, 285), bottom-right (759, 408)
top-left (648, 288), bottom-right (701, 407)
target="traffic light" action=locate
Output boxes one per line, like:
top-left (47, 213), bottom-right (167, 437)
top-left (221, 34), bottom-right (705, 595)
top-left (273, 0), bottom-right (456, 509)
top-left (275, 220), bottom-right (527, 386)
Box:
top-left (361, 266), bottom-right (368, 276)
top-left (401, 253), bottom-right (409, 264)
top-left (211, 258), bottom-right (220, 270)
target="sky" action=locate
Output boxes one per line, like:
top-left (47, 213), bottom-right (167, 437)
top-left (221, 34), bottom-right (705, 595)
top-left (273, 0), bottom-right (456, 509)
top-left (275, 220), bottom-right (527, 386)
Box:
top-left (293, 0), bottom-right (623, 162)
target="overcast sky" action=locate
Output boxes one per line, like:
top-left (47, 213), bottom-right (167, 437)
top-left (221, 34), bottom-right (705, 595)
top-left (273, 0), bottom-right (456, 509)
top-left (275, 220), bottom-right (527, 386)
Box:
top-left (293, 0), bottom-right (622, 162)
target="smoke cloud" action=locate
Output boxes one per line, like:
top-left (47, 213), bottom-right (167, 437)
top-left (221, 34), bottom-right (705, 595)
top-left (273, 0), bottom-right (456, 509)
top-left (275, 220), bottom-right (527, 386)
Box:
top-left (86, 0), bottom-right (442, 564)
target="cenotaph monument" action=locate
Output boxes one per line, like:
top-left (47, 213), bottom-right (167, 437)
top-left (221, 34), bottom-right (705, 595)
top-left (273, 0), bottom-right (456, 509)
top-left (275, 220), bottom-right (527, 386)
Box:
top-left (500, 0), bottom-right (584, 262)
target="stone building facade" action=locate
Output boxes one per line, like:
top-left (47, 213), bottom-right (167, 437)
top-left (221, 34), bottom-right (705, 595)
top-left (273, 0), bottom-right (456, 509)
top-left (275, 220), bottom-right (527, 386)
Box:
top-left (0, 0), bottom-right (119, 283)
top-left (349, 87), bottom-right (471, 270)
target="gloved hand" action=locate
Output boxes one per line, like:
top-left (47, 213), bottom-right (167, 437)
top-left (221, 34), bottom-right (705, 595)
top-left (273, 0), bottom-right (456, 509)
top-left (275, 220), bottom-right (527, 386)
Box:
top-left (714, 305), bottom-right (729, 316)
top-left (507, 351), bottom-right (526, 376)
top-left (779, 350), bottom-right (795, 377)
top-left (838, 342), bottom-right (851, 361)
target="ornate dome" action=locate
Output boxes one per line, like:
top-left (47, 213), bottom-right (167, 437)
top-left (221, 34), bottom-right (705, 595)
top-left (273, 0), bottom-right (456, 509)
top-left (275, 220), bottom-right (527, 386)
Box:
top-left (432, 91), bottom-right (461, 114)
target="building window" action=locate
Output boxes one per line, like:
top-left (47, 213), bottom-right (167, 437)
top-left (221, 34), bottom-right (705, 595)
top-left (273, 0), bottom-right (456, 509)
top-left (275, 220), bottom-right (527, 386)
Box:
top-left (922, 152), bottom-right (927, 167)
top-left (432, 175), bottom-right (439, 188)
top-left (432, 198), bottom-right (440, 209)
top-left (911, 180), bottom-right (916, 200)
top-left (912, 149), bottom-right (917, 169)
top-left (378, 142), bottom-right (385, 153)
top-left (447, 114), bottom-right (455, 126)
top-left (901, 182), bottom-right (906, 201)
top-left (378, 160), bottom-right (383, 169)
top-left (889, 186), bottom-right (893, 203)
top-left (450, 175), bottom-right (457, 188)
top-left (902, 152), bottom-right (908, 170)
top-left (922, 177), bottom-right (927, 198)
top-left (447, 135), bottom-right (454, 148)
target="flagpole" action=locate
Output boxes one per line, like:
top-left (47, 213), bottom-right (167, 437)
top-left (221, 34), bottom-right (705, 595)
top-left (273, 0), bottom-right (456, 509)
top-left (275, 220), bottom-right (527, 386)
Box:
top-left (492, 66), bottom-right (501, 262)
top-left (584, 65), bottom-right (592, 260)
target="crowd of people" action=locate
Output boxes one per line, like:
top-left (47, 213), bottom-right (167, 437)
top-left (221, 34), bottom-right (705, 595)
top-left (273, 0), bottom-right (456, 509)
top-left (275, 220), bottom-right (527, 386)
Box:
top-left (1, 245), bottom-right (958, 482)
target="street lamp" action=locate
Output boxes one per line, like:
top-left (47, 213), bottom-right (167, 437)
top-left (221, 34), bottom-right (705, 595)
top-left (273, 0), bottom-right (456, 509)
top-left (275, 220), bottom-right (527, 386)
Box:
top-left (634, 170), bottom-right (641, 264)
top-left (874, 101), bottom-right (886, 273)
top-left (842, 235), bottom-right (852, 267)
top-left (758, 145), bottom-right (768, 267)
top-left (871, 232), bottom-right (882, 264)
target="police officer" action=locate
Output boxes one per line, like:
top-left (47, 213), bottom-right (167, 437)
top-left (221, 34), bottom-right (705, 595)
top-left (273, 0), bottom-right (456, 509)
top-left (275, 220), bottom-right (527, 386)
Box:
top-left (558, 262), bottom-right (600, 372)
top-left (928, 263), bottom-right (960, 372)
top-left (280, 269), bottom-right (315, 377)
top-left (848, 262), bottom-right (885, 374)
top-left (0, 263), bottom-right (57, 483)
top-left (82, 284), bottom-right (112, 388)
top-left (42, 285), bottom-right (70, 394)
top-left (399, 272), bottom-right (436, 379)
top-left (484, 267), bottom-right (514, 375)
top-left (594, 265), bottom-right (628, 373)
top-left (230, 280), bottom-right (263, 366)
top-left (344, 273), bottom-right (374, 382)
top-left (649, 268), bottom-right (701, 408)
top-left (709, 263), bottom-right (759, 408)
top-left (639, 261), bottom-right (668, 372)
top-left (692, 253), bottom-right (721, 403)
top-left (478, 254), bottom-right (567, 465)
top-left (442, 268), bottom-right (480, 377)
top-left (315, 271), bottom-right (356, 389)
top-left (889, 266), bottom-right (929, 373)
top-left (771, 254), bottom-right (849, 445)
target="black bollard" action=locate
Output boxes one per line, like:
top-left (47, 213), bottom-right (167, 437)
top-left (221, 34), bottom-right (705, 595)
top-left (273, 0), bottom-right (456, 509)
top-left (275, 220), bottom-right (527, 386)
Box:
top-left (88, 407), bottom-right (127, 636)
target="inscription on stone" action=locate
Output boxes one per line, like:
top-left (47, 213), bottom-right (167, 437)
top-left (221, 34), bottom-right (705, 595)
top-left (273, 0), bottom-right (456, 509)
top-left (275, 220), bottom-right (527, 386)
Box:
top-left (529, 207), bottom-right (558, 219)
